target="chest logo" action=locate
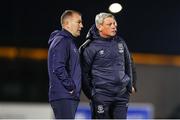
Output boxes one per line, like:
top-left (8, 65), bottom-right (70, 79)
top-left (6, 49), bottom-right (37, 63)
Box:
top-left (118, 43), bottom-right (124, 53)
top-left (99, 50), bottom-right (104, 55)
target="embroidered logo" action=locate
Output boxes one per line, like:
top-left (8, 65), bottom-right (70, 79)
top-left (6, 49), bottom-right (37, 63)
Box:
top-left (97, 105), bottom-right (104, 113)
top-left (99, 50), bottom-right (104, 55)
top-left (118, 43), bottom-right (124, 53)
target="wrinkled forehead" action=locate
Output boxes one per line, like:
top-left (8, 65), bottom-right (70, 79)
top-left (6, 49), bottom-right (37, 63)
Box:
top-left (103, 17), bottom-right (117, 24)
top-left (64, 13), bottom-right (82, 24)
top-left (70, 13), bottom-right (82, 19)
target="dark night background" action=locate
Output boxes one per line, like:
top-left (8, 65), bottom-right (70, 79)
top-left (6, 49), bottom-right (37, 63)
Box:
top-left (1, 0), bottom-right (180, 53)
top-left (0, 0), bottom-right (180, 118)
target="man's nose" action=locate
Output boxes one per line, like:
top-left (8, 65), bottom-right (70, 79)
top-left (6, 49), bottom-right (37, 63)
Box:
top-left (80, 23), bottom-right (83, 28)
top-left (112, 24), bottom-right (117, 28)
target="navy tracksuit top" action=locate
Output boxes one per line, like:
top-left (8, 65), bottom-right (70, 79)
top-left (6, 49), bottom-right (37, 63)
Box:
top-left (80, 25), bottom-right (133, 99)
top-left (48, 29), bottom-right (81, 101)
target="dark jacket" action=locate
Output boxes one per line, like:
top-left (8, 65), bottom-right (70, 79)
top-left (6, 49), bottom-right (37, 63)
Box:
top-left (80, 25), bottom-right (136, 99)
top-left (48, 29), bottom-right (81, 101)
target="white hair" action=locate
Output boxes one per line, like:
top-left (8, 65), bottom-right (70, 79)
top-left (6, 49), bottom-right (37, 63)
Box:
top-left (95, 12), bottom-right (115, 27)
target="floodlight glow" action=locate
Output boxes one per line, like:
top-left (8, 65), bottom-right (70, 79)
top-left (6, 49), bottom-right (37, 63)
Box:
top-left (109, 3), bottom-right (122, 13)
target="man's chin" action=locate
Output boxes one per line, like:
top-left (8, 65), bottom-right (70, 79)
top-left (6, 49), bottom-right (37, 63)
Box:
top-left (76, 32), bottom-right (81, 36)
top-left (73, 33), bottom-right (80, 37)
top-left (111, 33), bottom-right (116, 37)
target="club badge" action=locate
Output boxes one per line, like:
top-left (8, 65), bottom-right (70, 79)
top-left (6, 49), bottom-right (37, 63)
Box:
top-left (118, 43), bottom-right (124, 53)
top-left (97, 105), bottom-right (104, 113)
top-left (99, 50), bottom-right (104, 55)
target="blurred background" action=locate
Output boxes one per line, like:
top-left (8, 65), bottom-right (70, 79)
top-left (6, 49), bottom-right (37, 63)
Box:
top-left (0, 0), bottom-right (180, 119)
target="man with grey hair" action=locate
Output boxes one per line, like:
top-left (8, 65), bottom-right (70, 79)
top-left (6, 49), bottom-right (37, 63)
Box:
top-left (80, 12), bottom-right (136, 119)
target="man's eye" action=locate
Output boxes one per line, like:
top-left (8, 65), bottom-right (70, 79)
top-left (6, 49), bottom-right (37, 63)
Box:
top-left (76, 21), bottom-right (81, 24)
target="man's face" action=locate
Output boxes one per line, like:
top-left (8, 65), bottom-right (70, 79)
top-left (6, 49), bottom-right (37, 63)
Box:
top-left (67, 13), bottom-right (83, 37)
top-left (98, 17), bottom-right (117, 38)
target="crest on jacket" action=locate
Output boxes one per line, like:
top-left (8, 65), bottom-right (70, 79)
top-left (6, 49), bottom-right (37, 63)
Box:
top-left (97, 105), bottom-right (104, 113)
top-left (99, 50), bottom-right (104, 55)
top-left (118, 43), bottom-right (124, 53)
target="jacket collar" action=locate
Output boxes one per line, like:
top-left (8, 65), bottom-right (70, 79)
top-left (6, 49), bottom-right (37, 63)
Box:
top-left (61, 28), bottom-right (76, 40)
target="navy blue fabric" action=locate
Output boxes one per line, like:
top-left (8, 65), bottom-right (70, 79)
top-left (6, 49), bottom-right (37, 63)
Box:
top-left (79, 25), bottom-right (136, 119)
top-left (50, 99), bottom-right (79, 119)
top-left (80, 25), bottom-right (133, 99)
top-left (91, 91), bottom-right (129, 119)
top-left (48, 29), bottom-right (81, 101)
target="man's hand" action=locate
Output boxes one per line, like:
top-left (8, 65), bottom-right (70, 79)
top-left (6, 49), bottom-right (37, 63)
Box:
top-left (131, 87), bottom-right (136, 95)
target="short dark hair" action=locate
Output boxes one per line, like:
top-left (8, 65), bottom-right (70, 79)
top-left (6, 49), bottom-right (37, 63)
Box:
top-left (60, 10), bottom-right (81, 26)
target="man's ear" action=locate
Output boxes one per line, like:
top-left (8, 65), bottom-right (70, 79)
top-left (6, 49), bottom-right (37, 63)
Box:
top-left (97, 25), bottom-right (102, 32)
top-left (63, 20), bottom-right (70, 29)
